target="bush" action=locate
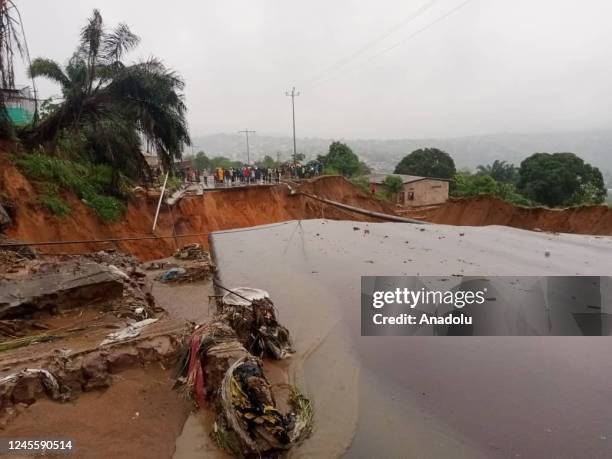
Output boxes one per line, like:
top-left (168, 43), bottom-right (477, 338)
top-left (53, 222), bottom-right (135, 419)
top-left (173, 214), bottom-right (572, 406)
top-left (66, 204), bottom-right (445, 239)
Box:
top-left (17, 153), bottom-right (126, 221)
top-left (166, 175), bottom-right (182, 192)
top-left (38, 194), bottom-right (71, 216)
top-left (452, 172), bottom-right (534, 207)
top-left (322, 166), bottom-right (340, 176)
top-left (350, 177), bottom-right (371, 194)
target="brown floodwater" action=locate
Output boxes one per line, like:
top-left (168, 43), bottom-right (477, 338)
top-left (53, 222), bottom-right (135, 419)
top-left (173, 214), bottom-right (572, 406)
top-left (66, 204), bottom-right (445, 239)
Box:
top-left (209, 220), bottom-right (612, 458)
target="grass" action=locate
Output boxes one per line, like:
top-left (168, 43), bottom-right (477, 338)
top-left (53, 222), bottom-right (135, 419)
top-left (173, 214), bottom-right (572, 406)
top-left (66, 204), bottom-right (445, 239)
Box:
top-left (38, 194), bottom-right (71, 216)
top-left (166, 175), bottom-right (182, 192)
top-left (0, 333), bottom-right (60, 352)
top-left (17, 153), bottom-right (127, 221)
top-left (288, 385), bottom-right (314, 442)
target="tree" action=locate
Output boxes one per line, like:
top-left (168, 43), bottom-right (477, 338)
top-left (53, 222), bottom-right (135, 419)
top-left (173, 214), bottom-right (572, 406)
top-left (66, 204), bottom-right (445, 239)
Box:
top-left (25, 9), bottom-right (190, 181)
top-left (476, 160), bottom-right (518, 184)
top-left (191, 151), bottom-right (210, 171)
top-left (394, 148), bottom-right (456, 179)
top-left (255, 154), bottom-right (279, 168)
top-left (318, 141), bottom-right (367, 177)
top-left (517, 152), bottom-right (607, 207)
top-left (383, 175), bottom-right (403, 195)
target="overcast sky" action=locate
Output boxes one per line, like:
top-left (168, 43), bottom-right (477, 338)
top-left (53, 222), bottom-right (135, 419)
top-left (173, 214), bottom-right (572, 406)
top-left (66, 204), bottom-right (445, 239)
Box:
top-left (15, 0), bottom-right (612, 139)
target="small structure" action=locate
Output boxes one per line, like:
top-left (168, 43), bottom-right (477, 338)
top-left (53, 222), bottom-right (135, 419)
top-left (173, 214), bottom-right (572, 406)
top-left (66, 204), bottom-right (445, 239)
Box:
top-left (366, 173), bottom-right (449, 207)
top-left (1, 86), bottom-right (36, 126)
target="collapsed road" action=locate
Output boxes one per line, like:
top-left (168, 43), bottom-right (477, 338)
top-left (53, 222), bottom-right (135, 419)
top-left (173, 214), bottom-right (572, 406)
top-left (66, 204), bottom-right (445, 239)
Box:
top-left (210, 219), bottom-right (612, 459)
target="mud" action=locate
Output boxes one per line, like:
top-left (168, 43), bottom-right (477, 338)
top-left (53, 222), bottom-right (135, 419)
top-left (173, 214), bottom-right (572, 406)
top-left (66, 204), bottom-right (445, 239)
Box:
top-left (2, 367), bottom-right (192, 459)
top-left (401, 195), bottom-right (612, 235)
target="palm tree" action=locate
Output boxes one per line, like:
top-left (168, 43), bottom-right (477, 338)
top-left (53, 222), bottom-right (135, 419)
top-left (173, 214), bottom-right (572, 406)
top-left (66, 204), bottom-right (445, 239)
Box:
top-left (476, 160), bottom-right (518, 184)
top-left (26, 9), bottom-right (190, 180)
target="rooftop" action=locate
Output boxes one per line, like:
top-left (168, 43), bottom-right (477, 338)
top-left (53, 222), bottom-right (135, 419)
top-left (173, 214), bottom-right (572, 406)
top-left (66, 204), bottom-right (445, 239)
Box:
top-left (365, 173), bottom-right (449, 185)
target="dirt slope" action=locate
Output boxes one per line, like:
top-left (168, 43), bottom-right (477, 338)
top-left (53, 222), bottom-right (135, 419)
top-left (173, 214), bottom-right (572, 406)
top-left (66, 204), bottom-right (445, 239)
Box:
top-left (0, 157), bottom-right (390, 260)
top-left (400, 195), bottom-right (612, 235)
top-left (3, 150), bottom-right (611, 261)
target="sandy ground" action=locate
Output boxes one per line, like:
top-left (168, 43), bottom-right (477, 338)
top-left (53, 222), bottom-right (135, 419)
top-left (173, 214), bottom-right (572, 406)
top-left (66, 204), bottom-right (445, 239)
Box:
top-left (2, 367), bottom-right (191, 459)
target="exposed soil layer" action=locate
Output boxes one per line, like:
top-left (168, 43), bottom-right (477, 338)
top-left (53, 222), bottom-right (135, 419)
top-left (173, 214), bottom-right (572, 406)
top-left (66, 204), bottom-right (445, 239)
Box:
top-left (3, 151), bottom-right (612, 262)
top-left (400, 195), bottom-right (612, 235)
top-left (0, 154), bottom-right (388, 261)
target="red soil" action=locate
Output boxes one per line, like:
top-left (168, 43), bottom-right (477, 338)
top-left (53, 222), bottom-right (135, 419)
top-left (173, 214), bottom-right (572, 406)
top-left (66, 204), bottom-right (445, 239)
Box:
top-left (0, 155), bottom-right (388, 260)
top-left (3, 149), bottom-right (611, 262)
top-left (400, 195), bottom-right (612, 235)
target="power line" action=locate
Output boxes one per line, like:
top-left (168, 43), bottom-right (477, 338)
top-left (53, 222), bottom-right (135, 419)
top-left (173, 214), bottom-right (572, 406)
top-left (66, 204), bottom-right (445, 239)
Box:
top-left (310, 0), bottom-right (474, 91)
top-left (302, 0), bottom-right (438, 88)
top-left (285, 87), bottom-right (300, 164)
top-left (237, 129), bottom-right (256, 164)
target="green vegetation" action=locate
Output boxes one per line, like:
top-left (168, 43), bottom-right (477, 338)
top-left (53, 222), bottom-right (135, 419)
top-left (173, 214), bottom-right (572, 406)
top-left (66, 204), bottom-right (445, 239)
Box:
top-left (350, 177), bottom-right (371, 194)
top-left (190, 151), bottom-right (211, 171)
top-left (165, 174), bottom-right (182, 192)
top-left (394, 148), bottom-right (456, 179)
top-left (476, 160), bottom-right (518, 184)
top-left (379, 175), bottom-right (403, 200)
top-left (318, 141), bottom-right (369, 177)
top-left (517, 153), bottom-right (606, 207)
top-left (452, 171), bottom-right (532, 206)
top-left (38, 194), bottom-right (71, 216)
top-left (17, 153), bottom-right (126, 221)
top-left (23, 9), bottom-right (189, 181)
top-left (255, 154), bottom-right (281, 169)
top-left (393, 147), bottom-right (606, 208)
top-left (383, 175), bottom-right (403, 194)
top-left (185, 152), bottom-right (246, 171)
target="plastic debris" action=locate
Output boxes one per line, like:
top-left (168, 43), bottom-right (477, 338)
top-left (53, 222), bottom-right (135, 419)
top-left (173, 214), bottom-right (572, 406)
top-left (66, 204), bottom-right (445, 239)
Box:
top-left (100, 318), bottom-right (159, 346)
top-left (160, 267), bottom-right (187, 282)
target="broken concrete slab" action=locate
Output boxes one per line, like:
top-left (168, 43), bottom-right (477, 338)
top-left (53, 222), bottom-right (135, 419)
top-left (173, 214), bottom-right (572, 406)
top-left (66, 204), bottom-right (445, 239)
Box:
top-left (0, 262), bottom-right (124, 319)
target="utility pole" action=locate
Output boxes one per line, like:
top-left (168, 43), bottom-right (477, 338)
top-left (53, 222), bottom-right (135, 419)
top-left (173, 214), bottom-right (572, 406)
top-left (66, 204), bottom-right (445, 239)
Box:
top-left (285, 87), bottom-right (300, 164)
top-left (238, 129), bottom-right (256, 165)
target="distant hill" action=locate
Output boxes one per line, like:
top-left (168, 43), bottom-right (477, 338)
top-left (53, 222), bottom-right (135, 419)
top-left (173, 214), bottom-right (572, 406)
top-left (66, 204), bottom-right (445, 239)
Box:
top-left (192, 129), bottom-right (612, 181)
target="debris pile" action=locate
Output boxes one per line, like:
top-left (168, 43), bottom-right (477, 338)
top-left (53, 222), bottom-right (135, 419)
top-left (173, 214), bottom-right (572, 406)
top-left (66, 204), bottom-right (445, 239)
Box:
top-left (215, 356), bottom-right (312, 456)
top-left (177, 287), bottom-right (311, 457)
top-left (0, 260), bottom-right (125, 319)
top-left (156, 243), bottom-right (216, 283)
top-left (220, 288), bottom-right (294, 360)
top-left (0, 328), bottom-right (188, 427)
top-left (0, 247), bottom-right (192, 427)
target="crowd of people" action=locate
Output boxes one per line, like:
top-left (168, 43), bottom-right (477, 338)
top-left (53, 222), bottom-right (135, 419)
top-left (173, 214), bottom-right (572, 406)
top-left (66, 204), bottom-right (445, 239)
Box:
top-left (285, 162), bottom-right (323, 179)
top-left (213, 166), bottom-right (281, 186)
top-left (176, 161), bottom-right (324, 188)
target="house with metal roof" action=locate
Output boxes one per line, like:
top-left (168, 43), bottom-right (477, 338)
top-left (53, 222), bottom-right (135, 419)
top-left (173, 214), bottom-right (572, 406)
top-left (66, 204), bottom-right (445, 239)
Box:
top-left (366, 173), bottom-right (449, 207)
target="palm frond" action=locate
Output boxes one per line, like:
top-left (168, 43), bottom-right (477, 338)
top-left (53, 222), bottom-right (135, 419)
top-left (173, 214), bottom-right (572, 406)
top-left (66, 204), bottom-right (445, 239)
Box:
top-left (29, 58), bottom-right (70, 87)
top-left (102, 23), bottom-right (139, 63)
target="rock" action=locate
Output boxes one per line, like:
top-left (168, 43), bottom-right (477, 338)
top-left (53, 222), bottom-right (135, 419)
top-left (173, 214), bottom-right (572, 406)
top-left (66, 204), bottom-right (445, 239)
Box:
top-left (107, 347), bottom-right (140, 373)
top-left (82, 352), bottom-right (111, 390)
top-left (11, 373), bottom-right (45, 405)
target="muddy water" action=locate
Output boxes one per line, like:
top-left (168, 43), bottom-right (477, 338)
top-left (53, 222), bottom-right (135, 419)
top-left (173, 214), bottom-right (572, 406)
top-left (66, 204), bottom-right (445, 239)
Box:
top-left (210, 220), bottom-right (612, 458)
